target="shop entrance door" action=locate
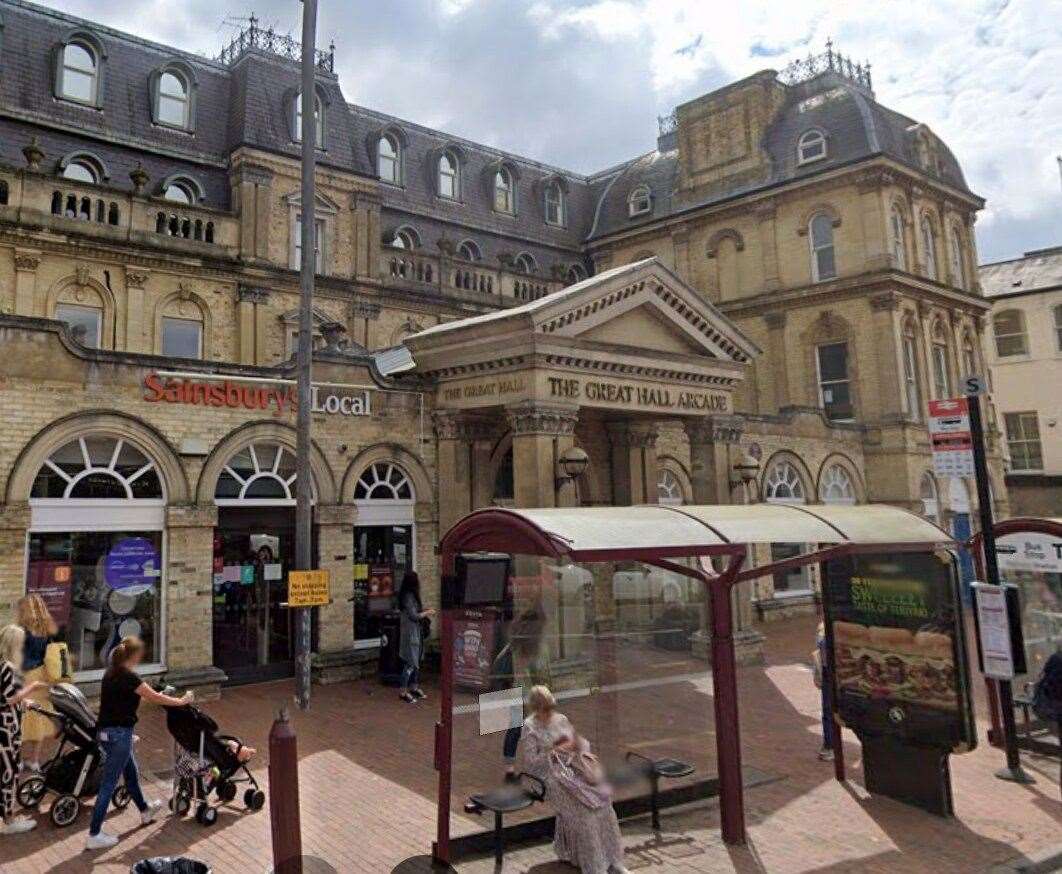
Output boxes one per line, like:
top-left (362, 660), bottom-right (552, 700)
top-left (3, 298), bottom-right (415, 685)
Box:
top-left (213, 507), bottom-right (308, 684)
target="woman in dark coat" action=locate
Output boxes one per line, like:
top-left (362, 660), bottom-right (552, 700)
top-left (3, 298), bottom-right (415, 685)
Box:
top-left (397, 572), bottom-right (434, 704)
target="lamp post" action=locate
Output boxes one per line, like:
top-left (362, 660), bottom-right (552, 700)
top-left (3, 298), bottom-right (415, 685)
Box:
top-left (555, 446), bottom-right (589, 499)
top-left (731, 452), bottom-right (761, 505)
top-left (294, 0), bottom-right (318, 712)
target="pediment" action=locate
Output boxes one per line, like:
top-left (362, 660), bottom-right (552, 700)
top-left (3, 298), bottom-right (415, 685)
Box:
top-left (576, 303), bottom-right (708, 356)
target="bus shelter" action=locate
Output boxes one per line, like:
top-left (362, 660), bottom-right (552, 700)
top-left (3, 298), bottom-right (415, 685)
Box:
top-left (970, 518), bottom-right (1062, 757)
top-left (432, 503), bottom-right (955, 864)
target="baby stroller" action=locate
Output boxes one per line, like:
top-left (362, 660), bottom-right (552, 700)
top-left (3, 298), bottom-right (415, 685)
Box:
top-left (165, 702), bottom-right (264, 826)
top-left (17, 683), bottom-right (132, 827)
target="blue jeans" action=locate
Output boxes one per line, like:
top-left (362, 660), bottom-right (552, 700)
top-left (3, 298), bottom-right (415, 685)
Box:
top-left (89, 726), bottom-right (148, 835)
top-left (820, 676), bottom-right (834, 748)
top-left (401, 662), bottom-right (419, 691)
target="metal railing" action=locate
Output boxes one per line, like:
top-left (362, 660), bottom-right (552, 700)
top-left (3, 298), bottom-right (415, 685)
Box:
top-left (779, 40), bottom-right (872, 92)
top-left (217, 15), bottom-right (334, 72)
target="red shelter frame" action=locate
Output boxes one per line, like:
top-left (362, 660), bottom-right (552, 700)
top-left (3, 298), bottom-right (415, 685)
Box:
top-left (432, 505), bottom-right (954, 865)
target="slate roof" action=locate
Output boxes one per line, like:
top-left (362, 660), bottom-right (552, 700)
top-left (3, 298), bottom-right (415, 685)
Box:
top-left (980, 246), bottom-right (1062, 299)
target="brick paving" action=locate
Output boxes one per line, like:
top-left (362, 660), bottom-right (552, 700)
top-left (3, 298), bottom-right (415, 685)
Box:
top-left (2, 614), bottom-right (1059, 873)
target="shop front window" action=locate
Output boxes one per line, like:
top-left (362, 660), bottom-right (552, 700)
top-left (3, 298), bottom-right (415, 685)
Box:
top-left (28, 435), bottom-right (165, 678)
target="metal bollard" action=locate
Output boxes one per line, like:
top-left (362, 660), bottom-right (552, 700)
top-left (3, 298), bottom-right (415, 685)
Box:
top-left (269, 706), bottom-right (303, 874)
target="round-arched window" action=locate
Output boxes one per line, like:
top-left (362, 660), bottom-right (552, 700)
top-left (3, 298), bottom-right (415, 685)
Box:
top-left (764, 460), bottom-right (806, 504)
top-left (920, 472), bottom-right (939, 524)
top-left (657, 468), bottom-right (685, 506)
top-left (215, 442), bottom-right (307, 504)
top-left (819, 463), bottom-right (856, 504)
top-left (31, 436), bottom-right (163, 500)
top-left (354, 462), bottom-right (413, 501)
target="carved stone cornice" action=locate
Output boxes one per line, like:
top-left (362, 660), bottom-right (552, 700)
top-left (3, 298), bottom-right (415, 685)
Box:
top-left (237, 284), bottom-right (270, 304)
top-left (433, 410), bottom-right (499, 442)
top-left (684, 414), bottom-right (744, 446)
top-left (14, 253), bottom-right (40, 271)
top-left (505, 402), bottom-right (578, 437)
top-left (869, 291), bottom-right (900, 311)
top-left (764, 310), bottom-right (787, 330)
top-left (234, 163), bottom-right (274, 186)
top-left (606, 421), bottom-right (659, 450)
top-left (854, 167), bottom-right (894, 193)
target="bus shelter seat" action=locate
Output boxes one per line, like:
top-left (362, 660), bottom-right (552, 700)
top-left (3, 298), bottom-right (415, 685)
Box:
top-left (464, 773), bottom-right (546, 867)
top-left (625, 751), bottom-right (695, 832)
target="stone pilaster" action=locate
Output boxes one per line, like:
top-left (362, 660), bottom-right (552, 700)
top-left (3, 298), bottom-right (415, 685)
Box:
top-left (0, 504), bottom-right (30, 624)
top-left (870, 291), bottom-right (904, 419)
top-left (234, 163), bottom-right (274, 263)
top-left (506, 402), bottom-right (579, 509)
top-left (671, 224), bottom-right (691, 283)
top-left (754, 200), bottom-right (781, 292)
top-left (684, 415), bottom-right (744, 505)
top-left (764, 311), bottom-right (789, 412)
top-left (236, 285), bottom-right (269, 365)
top-left (13, 250), bottom-right (40, 316)
top-left (606, 421), bottom-right (660, 505)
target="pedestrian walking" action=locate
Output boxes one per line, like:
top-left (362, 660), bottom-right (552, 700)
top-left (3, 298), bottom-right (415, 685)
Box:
top-left (397, 571), bottom-right (434, 704)
top-left (85, 636), bottom-right (191, 851)
top-left (0, 624), bottom-right (47, 835)
top-left (1031, 647), bottom-right (1062, 793)
top-left (812, 620), bottom-right (835, 761)
top-left (16, 594), bottom-right (58, 774)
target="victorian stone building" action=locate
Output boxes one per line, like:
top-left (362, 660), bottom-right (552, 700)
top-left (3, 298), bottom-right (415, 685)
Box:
top-left (0, 1), bottom-right (1005, 690)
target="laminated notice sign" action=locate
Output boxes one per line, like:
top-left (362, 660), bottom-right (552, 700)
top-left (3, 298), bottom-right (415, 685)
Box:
top-left (928, 398), bottom-right (975, 478)
top-left (288, 570), bottom-right (330, 607)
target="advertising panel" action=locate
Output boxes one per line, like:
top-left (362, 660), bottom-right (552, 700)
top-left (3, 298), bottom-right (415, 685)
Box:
top-left (823, 552), bottom-right (976, 753)
top-left (453, 609), bottom-right (498, 690)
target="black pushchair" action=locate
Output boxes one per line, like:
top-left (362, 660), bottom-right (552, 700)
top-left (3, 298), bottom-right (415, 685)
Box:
top-left (165, 703), bottom-right (264, 826)
top-left (17, 683), bottom-right (132, 827)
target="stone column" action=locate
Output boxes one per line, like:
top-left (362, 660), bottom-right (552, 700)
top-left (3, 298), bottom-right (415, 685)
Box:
top-left (236, 285), bottom-right (269, 365)
top-left (607, 421), bottom-right (660, 505)
top-left (435, 410), bottom-right (474, 535)
top-left (124, 270), bottom-right (149, 352)
top-left (163, 504), bottom-right (226, 697)
top-left (684, 415), bottom-right (764, 665)
top-left (764, 311), bottom-right (789, 412)
top-left (350, 300), bottom-right (381, 351)
top-left (505, 402), bottom-right (579, 508)
top-left (470, 419), bottom-right (502, 510)
top-left (755, 200), bottom-right (781, 292)
top-left (233, 163), bottom-right (274, 263)
top-left (870, 291), bottom-right (904, 420)
top-left (671, 224), bottom-right (691, 283)
top-left (856, 168), bottom-right (891, 271)
top-left (313, 503), bottom-right (365, 684)
top-left (13, 251), bottom-right (40, 316)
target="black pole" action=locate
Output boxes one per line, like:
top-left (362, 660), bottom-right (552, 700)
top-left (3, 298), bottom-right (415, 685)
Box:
top-left (967, 391), bottom-right (1031, 783)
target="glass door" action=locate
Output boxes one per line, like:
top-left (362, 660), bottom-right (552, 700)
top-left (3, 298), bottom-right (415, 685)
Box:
top-left (353, 524), bottom-right (412, 640)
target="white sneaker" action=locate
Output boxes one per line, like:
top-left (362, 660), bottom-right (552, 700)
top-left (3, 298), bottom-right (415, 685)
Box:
top-left (0, 816), bottom-right (37, 835)
top-left (140, 799), bottom-right (163, 825)
top-left (85, 830), bottom-right (118, 850)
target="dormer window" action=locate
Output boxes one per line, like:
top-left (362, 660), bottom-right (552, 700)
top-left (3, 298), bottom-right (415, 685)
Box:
top-left (458, 240), bottom-right (481, 261)
top-left (627, 185), bottom-right (651, 217)
top-left (293, 91), bottom-right (324, 146)
top-left (438, 151), bottom-right (459, 200)
top-left (797, 129), bottom-right (827, 164)
top-left (60, 41), bottom-right (98, 104)
top-left (62, 160), bottom-right (98, 185)
top-left (157, 71), bottom-right (189, 128)
top-left (391, 227), bottom-right (420, 250)
top-left (378, 134), bottom-right (400, 184)
top-left (545, 180), bottom-right (565, 226)
top-left (515, 253), bottom-right (537, 274)
top-left (494, 168), bottom-right (515, 214)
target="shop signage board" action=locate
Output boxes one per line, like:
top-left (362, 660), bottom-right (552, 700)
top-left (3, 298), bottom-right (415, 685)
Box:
top-left (996, 532), bottom-right (1062, 574)
top-left (143, 373), bottom-right (372, 418)
top-left (288, 569), bottom-right (331, 607)
top-left (971, 582), bottom-right (1024, 680)
top-left (927, 398), bottom-right (975, 478)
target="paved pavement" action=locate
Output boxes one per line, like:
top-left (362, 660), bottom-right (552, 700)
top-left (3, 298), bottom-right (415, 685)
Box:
top-left (3, 614), bottom-right (1059, 873)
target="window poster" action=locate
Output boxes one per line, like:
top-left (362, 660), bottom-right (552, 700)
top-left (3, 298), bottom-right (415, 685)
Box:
top-left (823, 552), bottom-right (976, 752)
top-left (26, 560), bottom-right (74, 626)
top-left (103, 537), bottom-right (161, 593)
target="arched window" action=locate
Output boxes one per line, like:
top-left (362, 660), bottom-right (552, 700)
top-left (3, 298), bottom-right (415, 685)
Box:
top-left (62, 159), bottom-right (98, 185)
top-left (457, 239), bottom-right (481, 261)
top-left (808, 213), bottom-right (836, 282)
top-left (1054, 304), bottom-right (1062, 352)
top-left (60, 41), bottom-right (98, 104)
top-left (949, 225), bottom-right (966, 289)
top-left (390, 227), bottom-right (420, 250)
top-left (764, 460), bottom-right (806, 504)
top-left (921, 215), bottom-right (938, 280)
top-left (819, 464), bottom-right (856, 504)
top-left (797, 129), bottom-right (826, 164)
top-left (162, 178), bottom-right (199, 203)
top-left (961, 332), bottom-right (978, 380)
top-left (438, 151), bottom-right (459, 199)
top-left (293, 92), bottom-right (324, 146)
top-left (566, 264), bottom-right (586, 285)
top-left (628, 185), bottom-right (651, 217)
top-left (354, 462), bottom-right (413, 501)
top-left (378, 134), bottom-right (400, 184)
top-left (215, 443), bottom-right (305, 505)
top-left (494, 168), bottom-right (515, 214)
top-left (514, 252), bottom-right (537, 274)
top-left (31, 436), bottom-right (163, 500)
top-left (890, 206), bottom-right (907, 270)
top-left (544, 180), bottom-right (565, 225)
top-left (931, 321), bottom-right (952, 398)
top-left (920, 472), bottom-right (940, 525)
top-left (56, 302), bottom-right (103, 348)
top-left (156, 70), bottom-right (190, 129)
top-left (902, 319), bottom-right (922, 421)
top-left (657, 468), bottom-right (685, 506)
top-left (993, 309), bottom-right (1028, 357)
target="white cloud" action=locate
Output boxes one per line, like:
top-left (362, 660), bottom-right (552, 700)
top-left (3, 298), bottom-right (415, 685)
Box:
top-left (42, 0), bottom-right (1062, 261)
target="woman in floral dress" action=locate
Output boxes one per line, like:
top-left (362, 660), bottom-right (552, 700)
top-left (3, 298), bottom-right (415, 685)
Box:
top-left (516, 685), bottom-right (628, 874)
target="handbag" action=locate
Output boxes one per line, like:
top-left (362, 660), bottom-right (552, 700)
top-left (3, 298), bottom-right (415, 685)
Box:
top-left (420, 615), bottom-right (432, 639)
top-left (43, 641), bottom-right (72, 683)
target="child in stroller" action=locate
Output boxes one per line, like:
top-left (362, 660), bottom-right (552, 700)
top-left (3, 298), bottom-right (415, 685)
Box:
top-left (18, 683), bottom-right (133, 827)
top-left (164, 695), bottom-right (264, 826)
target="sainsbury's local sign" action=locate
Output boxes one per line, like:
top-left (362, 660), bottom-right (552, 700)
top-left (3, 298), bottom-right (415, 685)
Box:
top-left (143, 373), bottom-right (371, 417)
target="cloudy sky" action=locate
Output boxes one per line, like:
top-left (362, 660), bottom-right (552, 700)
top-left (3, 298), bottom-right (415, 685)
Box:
top-left (48, 0), bottom-right (1061, 263)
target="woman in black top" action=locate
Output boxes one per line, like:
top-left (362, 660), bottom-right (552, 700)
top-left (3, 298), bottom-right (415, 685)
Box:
top-left (85, 636), bottom-right (191, 852)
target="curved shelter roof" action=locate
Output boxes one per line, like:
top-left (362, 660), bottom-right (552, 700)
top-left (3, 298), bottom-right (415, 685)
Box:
top-left (440, 503), bottom-right (953, 562)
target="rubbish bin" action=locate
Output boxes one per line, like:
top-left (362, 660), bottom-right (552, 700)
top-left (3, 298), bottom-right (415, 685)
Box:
top-left (377, 610), bottom-right (403, 686)
top-left (131, 859), bottom-right (211, 874)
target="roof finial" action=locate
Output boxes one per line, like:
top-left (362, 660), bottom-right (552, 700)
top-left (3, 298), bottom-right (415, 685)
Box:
top-left (825, 37), bottom-right (834, 68)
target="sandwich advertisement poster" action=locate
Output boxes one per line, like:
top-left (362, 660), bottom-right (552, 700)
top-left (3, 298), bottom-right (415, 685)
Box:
top-left (824, 553), bottom-right (976, 752)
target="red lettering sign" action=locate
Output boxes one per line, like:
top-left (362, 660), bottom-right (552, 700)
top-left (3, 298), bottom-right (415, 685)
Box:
top-left (144, 374), bottom-right (295, 417)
